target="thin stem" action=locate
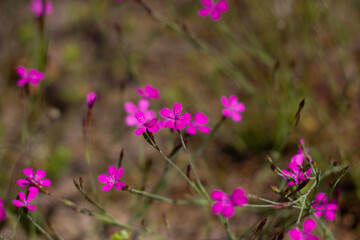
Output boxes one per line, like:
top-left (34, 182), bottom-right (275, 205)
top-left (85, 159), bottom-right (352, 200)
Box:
top-left (26, 213), bottom-right (54, 240)
top-left (296, 197), bottom-right (306, 225)
top-left (10, 214), bottom-right (21, 240)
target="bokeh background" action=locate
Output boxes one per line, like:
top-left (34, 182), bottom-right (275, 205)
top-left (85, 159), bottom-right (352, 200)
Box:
top-left (0, 0), bottom-right (359, 239)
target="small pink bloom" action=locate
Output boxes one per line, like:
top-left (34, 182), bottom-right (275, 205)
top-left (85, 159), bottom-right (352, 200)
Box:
top-left (159, 103), bottom-right (191, 131)
top-left (187, 112), bottom-right (210, 135)
top-left (312, 192), bottom-right (338, 221)
top-left (30, 0), bottom-right (53, 17)
top-left (17, 168), bottom-right (51, 188)
top-left (221, 95), bottom-right (245, 122)
top-left (288, 218), bottom-right (319, 240)
top-left (0, 198), bottom-right (7, 221)
top-left (124, 99), bottom-right (156, 127)
top-left (211, 187), bottom-right (247, 218)
top-left (12, 187), bottom-right (39, 211)
top-left (134, 111), bottom-right (159, 135)
top-left (16, 66), bottom-right (45, 86)
top-left (87, 92), bottom-right (97, 109)
top-left (198, 0), bottom-right (228, 21)
top-left (137, 84), bottom-right (160, 99)
top-left (98, 166), bottom-right (125, 192)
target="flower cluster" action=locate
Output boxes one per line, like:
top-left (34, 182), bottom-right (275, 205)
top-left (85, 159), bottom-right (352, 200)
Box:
top-left (30, 0), bottom-right (53, 17)
top-left (312, 192), bottom-right (338, 221)
top-left (98, 166), bottom-right (125, 192)
top-left (210, 187), bottom-right (248, 218)
top-left (16, 66), bottom-right (45, 86)
top-left (288, 218), bottom-right (319, 240)
top-left (198, 0), bottom-right (229, 21)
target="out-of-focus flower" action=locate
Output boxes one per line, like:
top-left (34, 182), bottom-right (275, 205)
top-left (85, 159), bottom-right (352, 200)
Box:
top-left (220, 95), bottom-right (245, 122)
top-left (17, 168), bottom-right (51, 188)
top-left (16, 66), bottom-right (45, 86)
top-left (30, 0), bottom-right (53, 17)
top-left (0, 198), bottom-right (7, 221)
top-left (198, 0), bottom-right (228, 21)
top-left (124, 99), bottom-right (156, 126)
top-left (159, 103), bottom-right (191, 131)
top-left (134, 111), bottom-right (159, 135)
top-left (312, 192), bottom-right (338, 221)
top-left (98, 166), bottom-right (125, 192)
top-left (211, 187), bottom-right (247, 218)
top-left (87, 92), bottom-right (97, 109)
top-left (187, 112), bottom-right (210, 135)
top-left (137, 84), bottom-right (160, 99)
top-left (12, 187), bottom-right (39, 211)
top-left (288, 218), bottom-right (319, 240)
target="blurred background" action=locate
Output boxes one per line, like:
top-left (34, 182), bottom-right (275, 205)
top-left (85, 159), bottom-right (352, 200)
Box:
top-left (0, 0), bottom-right (359, 239)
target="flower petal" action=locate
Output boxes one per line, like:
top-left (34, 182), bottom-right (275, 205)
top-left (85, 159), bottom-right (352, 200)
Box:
top-left (288, 228), bottom-right (302, 240)
top-left (12, 200), bottom-right (24, 207)
top-left (138, 99), bottom-right (150, 111)
top-left (211, 202), bottom-right (224, 215)
top-left (201, 0), bottom-right (213, 7)
top-left (230, 187), bottom-right (248, 206)
top-left (17, 79), bottom-right (28, 86)
top-left (102, 183), bottom-right (114, 192)
top-left (125, 115), bottom-right (138, 126)
top-left (17, 179), bottom-right (30, 187)
top-left (215, 0), bottom-right (228, 12)
top-left (221, 96), bottom-right (228, 107)
top-left (115, 181), bottom-right (125, 190)
top-left (34, 169), bottom-right (46, 180)
top-left (18, 191), bottom-right (26, 202)
top-left (303, 218), bottom-right (316, 233)
top-left (159, 108), bottom-right (173, 119)
top-left (26, 205), bottom-right (37, 211)
top-left (198, 8), bottom-right (212, 17)
top-left (124, 102), bottom-right (137, 113)
top-left (324, 203), bottom-right (338, 221)
top-left (230, 112), bottom-right (242, 122)
top-left (174, 121), bottom-right (185, 130)
top-left (38, 179), bottom-right (51, 187)
top-left (148, 124), bottom-right (159, 133)
top-left (98, 174), bottom-right (110, 183)
top-left (186, 126), bottom-right (197, 135)
top-left (115, 168), bottom-right (124, 180)
top-left (234, 102), bottom-right (245, 112)
top-left (135, 127), bottom-right (146, 135)
top-left (164, 120), bottom-right (175, 129)
top-left (172, 103), bottom-right (183, 117)
top-left (135, 111), bottom-right (146, 124)
top-left (23, 168), bottom-right (34, 178)
top-left (16, 66), bottom-right (27, 77)
top-left (222, 205), bottom-right (235, 218)
top-left (211, 190), bottom-right (227, 201)
top-left (27, 187), bottom-right (39, 202)
top-left (211, 10), bottom-right (222, 21)
top-left (108, 166), bottom-right (116, 177)
top-left (197, 126), bottom-right (210, 134)
top-left (194, 112), bottom-right (208, 124)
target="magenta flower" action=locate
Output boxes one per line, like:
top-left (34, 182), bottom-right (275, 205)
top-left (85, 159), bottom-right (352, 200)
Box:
top-left (124, 99), bottom-right (156, 127)
top-left (211, 187), bottom-right (248, 218)
top-left (17, 168), bottom-right (51, 188)
top-left (30, 0), bottom-right (53, 17)
top-left (159, 103), bottom-right (191, 131)
top-left (221, 95), bottom-right (245, 122)
top-left (198, 0), bottom-right (228, 21)
top-left (187, 112), bottom-right (210, 135)
top-left (137, 84), bottom-right (160, 99)
top-left (16, 66), bottom-right (45, 86)
top-left (87, 92), bottom-right (97, 109)
top-left (12, 187), bottom-right (39, 211)
top-left (312, 192), bottom-right (338, 221)
top-left (0, 198), bottom-right (7, 221)
top-left (98, 166), bottom-right (125, 192)
top-left (134, 111), bottom-right (159, 135)
top-left (288, 218), bottom-right (319, 240)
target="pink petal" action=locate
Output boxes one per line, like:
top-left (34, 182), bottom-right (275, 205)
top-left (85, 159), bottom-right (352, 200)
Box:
top-left (12, 200), bottom-right (25, 207)
top-left (144, 110), bottom-right (156, 120)
top-left (98, 174), bottom-right (110, 183)
top-left (138, 99), bottom-right (150, 111)
top-left (102, 183), bottom-right (114, 192)
top-left (186, 126), bottom-right (197, 135)
top-left (179, 113), bottom-right (192, 122)
top-left (125, 115), bottom-right (138, 126)
top-left (17, 79), bottom-right (28, 86)
top-left (220, 96), bottom-right (229, 107)
top-left (222, 205), bottom-right (235, 218)
top-left (135, 127), bottom-right (146, 135)
top-left (26, 205), bottom-right (37, 211)
top-left (18, 192), bottom-right (26, 202)
top-left (148, 124), bottom-right (159, 133)
top-left (124, 102), bottom-right (138, 113)
top-left (17, 179), bottom-right (30, 187)
top-left (27, 187), bottom-right (39, 202)
top-left (228, 95), bottom-right (238, 105)
top-left (288, 228), bottom-right (302, 240)
top-left (230, 187), bottom-right (248, 206)
top-left (313, 207), bottom-right (324, 218)
top-left (115, 181), bottom-right (125, 190)
top-left (198, 8), bottom-right (212, 17)
top-left (144, 85), bottom-right (159, 98)
top-left (147, 118), bottom-right (158, 127)
top-left (194, 112), bottom-right (208, 124)
top-left (34, 169), bottom-right (46, 180)
top-left (234, 102), bottom-right (245, 112)
top-left (315, 192), bottom-right (327, 203)
top-left (211, 190), bottom-right (227, 201)
top-left (303, 218), bottom-right (316, 233)
top-left (172, 103), bottom-right (183, 117)
top-left (160, 108), bottom-right (173, 119)
top-left (23, 168), bottom-right (34, 178)
top-left (135, 111), bottom-right (146, 124)
top-left (201, 0), bottom-right (213, 7)
top-left (222, 109), bottom-right (231, 117)
top-left (164, 120), bottom-right (175, 129)
top-left (38, 179), bottom-right (51, 187)
top-left (230, 112), bottom-right (242, 122)
top-left (197, 126), bottom-right (210, 134)
top-left (211, 202), bottom-right (224, 215)
top-left (306, 234), bottom-right (320, 240)
top-left (115, 168), bottom-right (124, 180)
top-left (324, 204), bottom-right (337, 221)
top-left (210, 10), bottom-right (221, 21)
top-left (137, 88), bottom-right (145, 97)
top-left (16, 66), bottom-right (27, 77)
top-left (108, 166), bottom-right (116, 177)
top-left (215, 0), bottom-right (228, 12)
top-left (174, 121), bottom-right (185, 130)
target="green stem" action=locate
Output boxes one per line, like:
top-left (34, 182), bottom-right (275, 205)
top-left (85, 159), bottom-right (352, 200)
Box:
top-left (26, 213), bottom-right (54, 240)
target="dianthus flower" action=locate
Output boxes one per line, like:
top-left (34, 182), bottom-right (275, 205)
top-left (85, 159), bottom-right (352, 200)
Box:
top-left (0, 198), bottom-right (6, 221)
top-left (288, 218), bottom-right (319, 240)
top-left (134, 111), bottom-right (159, 135)
top-left (12, 187), bottom-right (39, 211)
top-left (220, 95), bottom-right (245, 122)
top-left (187, 112), bottom-right (210, 135)
top-left (211, 187), bottom-right (248, 218)
top-left (159, 103), bottom-right (191, 131)
top-left (198, 0), bottom-right (228, 21)
top-left (87, 92), bottom-right (97, 109)
top-left (17, 168), bottom-right (51, 188)
top-left (30, 0), bottom-right (53, 17)
top-left (124, 99), bottom-right (156, 126)
top-left (98, 166), bottom-right (125, 192)
top-left (16, 66), bottom-right (45, 86)
top-left (312, 192), bottom-right (338, 221)
top-left (137, 84), bottom-right (160, 99)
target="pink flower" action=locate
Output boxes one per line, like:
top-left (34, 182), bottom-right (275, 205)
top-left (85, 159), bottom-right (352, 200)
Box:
top-left (288, 218), bottom-right (319, 240)
top-left (198, 0), bottom-right (228, 21)
top-left (17, 168), bottom-right (51, 188)
top-left (87, 92), bottom-right (97, 109)
top-left (16, 66), bottom-right (45, 86)
top-left (98, 166), bottom-right (125, 192)
top-left (187, 112), bottom-right (210, 135)
top-left (134, 111), bottom-right (159, 135)
top-left (211, 187), bottom-right (248, 218)
top-left (159, 103), bottom-right (191, 131)
top-left (312, 192), bottom-right (338, 221)
top-left (124, 99), bottom-right (156, 127)
top-left (12, 187), bottom-right (39, 211)
top-left (0, 198), bottom-right (7, 221)
top-left (137, 84), bottom-right (160, 99)
top-left (30, 0), bottom-right (53, 17)
top-left (221, 95), bottom-right (245, 122)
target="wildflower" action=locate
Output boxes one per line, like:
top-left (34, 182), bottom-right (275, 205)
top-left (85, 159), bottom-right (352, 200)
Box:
top-left (198, 0), bottom-right (228, 21)
top-left (137, 84), bottom-right (160, 99)
top-left (98, 166), bottom-right (125, 192)
top-left (312, 192), bottom-right (338, 221)
top-left (30, 0), bottom-right (53, 17)
top-left (220, 95), bottom-right (245, 122)
top-left (211, 187), bottom-right (247, 218)
top-left (288, 218), bottom-right (319, 240)
top-left (12, 187), bottom-right (39, 211)
top-left (16, 66), bottom-right (45, 86)
top-left (17, 168), bottom-right (51, 188)
top-left (159, 103), bottom-right (191, 131)
top-left (187, 112), bottom-right (210, 135)
top-left (134, 111), bottom-right (159, 135)
top-left (0, 198), bottom-right (6, 221)
top-left (87, 92), bottom-right (97, 109)
top-left (124, 99), bottom-right (156, 126)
